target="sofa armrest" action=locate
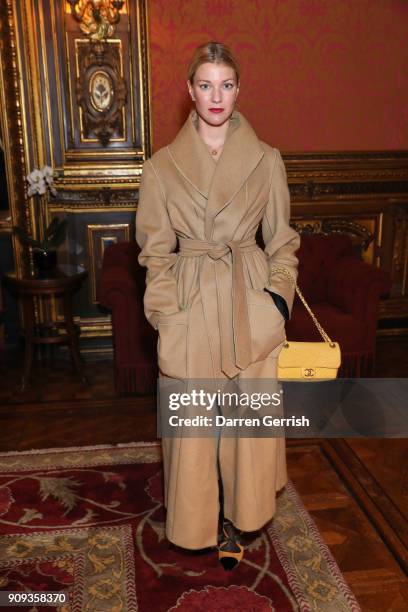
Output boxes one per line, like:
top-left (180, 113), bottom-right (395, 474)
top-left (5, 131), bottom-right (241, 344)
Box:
top-left (327, 256), bottom-right (391, 318)
top-left (103, 241), bottom-right (138, 268)
top-left (98, 265), bottom-right (142, 310)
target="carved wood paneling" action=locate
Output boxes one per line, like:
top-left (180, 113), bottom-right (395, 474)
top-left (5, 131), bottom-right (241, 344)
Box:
top-left (0, 0), bottom-right (30, 275)
top-left (291, 218), bottom-right (374, 259)
top-left (391, 205), bottom-right (408, 299)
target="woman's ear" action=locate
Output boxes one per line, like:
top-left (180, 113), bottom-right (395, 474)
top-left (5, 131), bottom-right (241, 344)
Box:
top-left (187, 80), bottom-right (195, 101)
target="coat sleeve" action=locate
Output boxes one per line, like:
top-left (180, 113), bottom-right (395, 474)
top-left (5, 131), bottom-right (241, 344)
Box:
top-left (261, 148), bottom-right (301, 320)
top-left (135, 159), bottom-right (180, 329)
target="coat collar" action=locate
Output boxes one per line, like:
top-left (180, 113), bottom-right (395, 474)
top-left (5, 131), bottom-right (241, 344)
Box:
top-left (168, 110), bottom-right (265, 239)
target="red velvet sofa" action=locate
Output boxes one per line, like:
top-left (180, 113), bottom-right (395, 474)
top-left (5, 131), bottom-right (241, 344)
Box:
top-left (285, 233), bottom-right (391, 377)
top-left (99, 234), bottom-right (391, 395)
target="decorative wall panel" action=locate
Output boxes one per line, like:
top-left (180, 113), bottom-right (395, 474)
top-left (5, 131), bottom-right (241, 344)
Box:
top-left (45, 1), bottom-right (151, 172)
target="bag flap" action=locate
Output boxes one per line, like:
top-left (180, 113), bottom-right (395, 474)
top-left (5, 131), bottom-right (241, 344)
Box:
top-left (278, 341), bottom-right (341, 368)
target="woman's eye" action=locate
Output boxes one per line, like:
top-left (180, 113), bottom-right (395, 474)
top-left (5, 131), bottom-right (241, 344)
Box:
top-left (197, 82), bottom-right (234, 91)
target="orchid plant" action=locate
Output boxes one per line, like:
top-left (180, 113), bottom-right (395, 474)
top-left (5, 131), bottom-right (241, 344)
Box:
top-left (13, 165), bottom-right (67, 253)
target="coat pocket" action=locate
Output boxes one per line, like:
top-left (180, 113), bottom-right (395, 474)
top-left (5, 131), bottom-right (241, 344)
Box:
top-left (246, 287), bottom-right (286, 363)
top-left (157, 309), bottom-right (189, 379)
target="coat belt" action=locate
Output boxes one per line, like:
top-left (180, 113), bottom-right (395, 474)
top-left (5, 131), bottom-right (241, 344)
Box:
top-left (178, 237), bottom-right (259, 378)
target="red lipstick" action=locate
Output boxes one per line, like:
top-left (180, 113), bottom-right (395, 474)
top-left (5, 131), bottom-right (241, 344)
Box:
top-left (209, 108), bottom-right (224, 113)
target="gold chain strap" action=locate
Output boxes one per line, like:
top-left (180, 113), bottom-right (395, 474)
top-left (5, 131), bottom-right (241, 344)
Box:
top-left (269, 266), bottom-right (333, 343)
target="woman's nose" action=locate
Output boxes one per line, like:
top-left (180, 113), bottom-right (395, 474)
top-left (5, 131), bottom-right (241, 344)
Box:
top-left (211, 87), bottom-right (222, 103)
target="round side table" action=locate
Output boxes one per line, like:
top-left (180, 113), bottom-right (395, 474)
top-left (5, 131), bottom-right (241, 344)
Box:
top-left (3, 264), bottom-right (88, 391)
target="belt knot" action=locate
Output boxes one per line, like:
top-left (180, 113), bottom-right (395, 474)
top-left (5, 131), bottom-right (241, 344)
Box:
top-left (207, 240), bottom-right (237, 261)
top-left (177, 236), bottom-right (258, 377)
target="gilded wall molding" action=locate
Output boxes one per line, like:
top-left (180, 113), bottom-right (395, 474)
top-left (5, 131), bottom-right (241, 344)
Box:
top-left (291, 218), bottom-right (374, 253)
top-left (282, 150), bottom-right (408, 201)
top-left (283, 150), bottom-right (408, 165)
top-left (289, 180), bottom-right (408, 200)
top-left (50, 187), bottom-right (139, 208)
top-left (0, 0), bottom-right (30, 274)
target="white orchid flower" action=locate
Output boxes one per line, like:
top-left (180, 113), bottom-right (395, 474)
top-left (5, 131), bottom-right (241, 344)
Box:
top-left (27, 168), bottom-right (43, 185)
top-left (27, 178), bottom-right (47, 196)
top-left (38, 180), bottom-right (47, 194)
top-left (42, 165), bottom-right (54, 185)
top-left (26, 166), bottom-right (57, 197)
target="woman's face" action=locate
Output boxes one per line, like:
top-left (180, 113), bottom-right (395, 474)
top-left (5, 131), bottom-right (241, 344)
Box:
top-left (188, 62), bottom-right (239, 128)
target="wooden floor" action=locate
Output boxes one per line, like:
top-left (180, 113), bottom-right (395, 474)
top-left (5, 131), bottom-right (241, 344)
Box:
top-left (0, 336), bottom-right (407, 611)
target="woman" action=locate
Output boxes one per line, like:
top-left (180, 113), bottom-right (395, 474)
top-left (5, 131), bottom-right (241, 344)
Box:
top-left (136, 42), bottom-right (300, 569)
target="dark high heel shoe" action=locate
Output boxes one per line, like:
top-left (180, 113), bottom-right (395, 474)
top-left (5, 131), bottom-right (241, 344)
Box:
top-left (218, 519), bottom-right (244, 570)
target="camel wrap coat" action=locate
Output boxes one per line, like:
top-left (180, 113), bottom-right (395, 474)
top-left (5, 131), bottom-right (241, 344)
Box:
top-left (136, 110), bottom-right (300, 550)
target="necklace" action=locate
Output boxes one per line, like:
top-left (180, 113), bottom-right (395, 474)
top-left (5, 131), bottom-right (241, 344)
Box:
top-left (206, 143), bottom-right (223, 156)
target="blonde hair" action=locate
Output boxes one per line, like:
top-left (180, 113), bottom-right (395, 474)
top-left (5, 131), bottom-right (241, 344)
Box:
top-left (187, 42), bottom-right (240, 84)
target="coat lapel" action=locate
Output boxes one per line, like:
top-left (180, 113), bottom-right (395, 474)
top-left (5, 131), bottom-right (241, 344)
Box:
top-left (168, 110), bottom-right (265, 240)
top-left (167, 111), bottom-right (215, 198)
top-left (205, 111), bottom-right (264, 239)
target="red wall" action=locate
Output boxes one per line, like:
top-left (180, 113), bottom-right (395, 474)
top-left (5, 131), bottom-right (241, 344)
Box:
top-left (148, 0), bottom-right (408, 152)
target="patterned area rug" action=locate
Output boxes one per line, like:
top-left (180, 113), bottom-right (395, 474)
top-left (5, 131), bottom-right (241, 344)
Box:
top-left (0, 442), bottom-right (361, 611)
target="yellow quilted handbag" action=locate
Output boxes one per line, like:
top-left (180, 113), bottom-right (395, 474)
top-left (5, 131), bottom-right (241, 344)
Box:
top-left (272, 267), bottom-right (342, 381)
